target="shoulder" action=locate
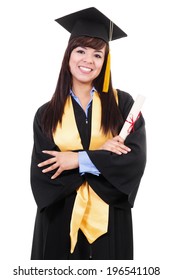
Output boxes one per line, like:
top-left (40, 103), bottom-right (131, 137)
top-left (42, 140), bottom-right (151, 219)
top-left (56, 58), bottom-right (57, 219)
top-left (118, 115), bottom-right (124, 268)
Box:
top-left (33, 101), bottom-right (50, 127)
top-left (36, 101), bottom-right (50, 115)
top-left (116, 89), bottom-right (134, 104)
top-left (34, 101), bottom-right (50, 118)
top-left (116, 89), bottom-right (134, 119)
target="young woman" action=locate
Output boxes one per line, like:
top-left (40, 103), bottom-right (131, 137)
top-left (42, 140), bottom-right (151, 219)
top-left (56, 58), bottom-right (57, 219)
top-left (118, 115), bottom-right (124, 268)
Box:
top-left (30, 7), bottom-right (146, 260)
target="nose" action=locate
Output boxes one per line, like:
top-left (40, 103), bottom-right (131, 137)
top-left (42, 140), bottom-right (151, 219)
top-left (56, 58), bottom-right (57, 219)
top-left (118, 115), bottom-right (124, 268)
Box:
top-left (83, 53), bottom-right (93, 64)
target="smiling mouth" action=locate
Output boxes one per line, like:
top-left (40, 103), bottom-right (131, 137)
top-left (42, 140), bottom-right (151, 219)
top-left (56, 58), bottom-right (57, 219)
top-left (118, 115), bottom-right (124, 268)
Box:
top-left (79, 66), bottom-right (93, 73)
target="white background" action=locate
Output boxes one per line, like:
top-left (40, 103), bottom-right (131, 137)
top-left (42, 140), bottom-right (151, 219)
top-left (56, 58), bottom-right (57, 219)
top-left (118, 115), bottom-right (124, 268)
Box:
top-left (0, 0), bottom-right (172, 278)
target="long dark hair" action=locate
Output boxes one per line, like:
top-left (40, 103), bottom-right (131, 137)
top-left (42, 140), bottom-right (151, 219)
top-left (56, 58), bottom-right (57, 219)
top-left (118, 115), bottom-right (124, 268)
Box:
top-left (42, 36), bottom-right (123, 138)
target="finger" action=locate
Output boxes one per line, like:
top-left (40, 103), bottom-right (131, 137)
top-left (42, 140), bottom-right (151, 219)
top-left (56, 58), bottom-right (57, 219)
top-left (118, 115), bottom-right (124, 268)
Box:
top-left (112, 139), bottom-right (131, 151)
top-left (100, 142), bottom-right (123, 154)
top-left (113, 150), bottom-right (122, 155)
top-left (118, 144), bottom-right (131, 152)
top-left (42, 163), bottom-right (59, 173)
top-left (102, 143), bottom-right (122, 154)
top-left (38, 157), bottom-right (56, 167)
top-left (51, 167), bottom-right (63, 179)
top-left (111, 144), bottom-right (131, 155)
top-left (108, 142), bottom-right (131, 153)
top-left (115, 146), bottom-right (131, 154)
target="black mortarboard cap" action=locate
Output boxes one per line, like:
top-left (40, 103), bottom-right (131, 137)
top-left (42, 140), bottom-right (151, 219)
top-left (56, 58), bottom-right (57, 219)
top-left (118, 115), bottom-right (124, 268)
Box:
top-left (55, 7), bottom-right (127, 43)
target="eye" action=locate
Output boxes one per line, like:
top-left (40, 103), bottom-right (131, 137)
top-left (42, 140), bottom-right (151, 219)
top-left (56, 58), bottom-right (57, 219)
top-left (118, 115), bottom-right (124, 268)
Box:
top-left (76, 49), bottom-right (85, 54)
top-left (94, 53), bottom-right (102, 59)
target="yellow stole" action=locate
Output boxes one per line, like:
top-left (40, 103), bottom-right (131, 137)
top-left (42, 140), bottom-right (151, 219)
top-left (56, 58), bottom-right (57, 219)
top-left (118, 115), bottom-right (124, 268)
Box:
top-left (53, 91), bottom-right (117, 253)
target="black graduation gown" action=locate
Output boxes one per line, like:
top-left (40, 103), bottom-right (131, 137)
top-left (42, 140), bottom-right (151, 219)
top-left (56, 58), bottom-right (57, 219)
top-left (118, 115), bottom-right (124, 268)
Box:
top-left (30, 90), bottom-right (146, 260)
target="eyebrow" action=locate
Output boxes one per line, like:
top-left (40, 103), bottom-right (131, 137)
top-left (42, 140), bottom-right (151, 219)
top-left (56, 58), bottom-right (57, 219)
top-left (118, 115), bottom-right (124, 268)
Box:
top-left (94, 50), bottom-right (104, 53)
top-left (78, 46), bottom-right (104, 53)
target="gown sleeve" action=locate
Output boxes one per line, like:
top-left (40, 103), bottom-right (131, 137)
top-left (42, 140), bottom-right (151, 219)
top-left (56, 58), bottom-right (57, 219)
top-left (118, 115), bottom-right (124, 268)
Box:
top-left (30, 103), bottom-right (83, 211)
top-left (86, 90), bottom-right (147, 208)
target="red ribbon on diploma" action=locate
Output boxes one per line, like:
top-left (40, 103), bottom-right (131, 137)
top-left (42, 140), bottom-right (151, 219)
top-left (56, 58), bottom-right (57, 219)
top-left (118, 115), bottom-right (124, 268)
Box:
top-left (125, 112), bottom-right (141, 133)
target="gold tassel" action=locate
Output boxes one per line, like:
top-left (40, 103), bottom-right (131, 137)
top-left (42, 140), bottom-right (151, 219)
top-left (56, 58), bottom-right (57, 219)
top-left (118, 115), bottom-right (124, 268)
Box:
top-left (102, 52), bottom-right (111, 93)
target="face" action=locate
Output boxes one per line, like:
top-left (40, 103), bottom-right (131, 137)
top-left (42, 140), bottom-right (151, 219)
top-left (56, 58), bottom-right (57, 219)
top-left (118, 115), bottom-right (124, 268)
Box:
top-left (69, 45), bottom-right (106, 86)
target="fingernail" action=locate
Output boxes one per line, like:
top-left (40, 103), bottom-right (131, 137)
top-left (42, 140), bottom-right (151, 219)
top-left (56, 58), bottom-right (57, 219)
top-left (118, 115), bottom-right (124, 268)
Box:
top-left (37, 163), bottom-right (41, 167)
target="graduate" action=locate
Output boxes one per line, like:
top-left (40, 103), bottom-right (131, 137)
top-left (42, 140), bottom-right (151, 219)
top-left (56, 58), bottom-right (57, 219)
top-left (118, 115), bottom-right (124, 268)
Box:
top-left (30, 7), bottom-right (147, 260)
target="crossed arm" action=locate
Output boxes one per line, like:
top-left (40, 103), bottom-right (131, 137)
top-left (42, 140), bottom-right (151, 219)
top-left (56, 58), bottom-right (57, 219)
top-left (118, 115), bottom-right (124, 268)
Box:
top-left (37, 135), bottom-right (131, 179)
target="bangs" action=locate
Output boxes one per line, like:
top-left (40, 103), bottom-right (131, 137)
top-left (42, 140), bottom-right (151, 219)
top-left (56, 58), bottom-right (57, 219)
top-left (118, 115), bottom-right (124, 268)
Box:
top-left (70, 36), bottom-right (107, 51)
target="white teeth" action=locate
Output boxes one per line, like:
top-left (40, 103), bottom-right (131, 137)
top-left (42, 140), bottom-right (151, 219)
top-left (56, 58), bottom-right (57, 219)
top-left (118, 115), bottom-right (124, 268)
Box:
top-left (79, 66), bottom-right (92, 72)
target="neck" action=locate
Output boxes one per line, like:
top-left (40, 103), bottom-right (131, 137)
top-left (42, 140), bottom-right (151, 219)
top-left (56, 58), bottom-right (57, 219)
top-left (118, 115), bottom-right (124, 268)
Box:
top-left (72, 82), bottom-right (93, 112)
top-left (72, 81), bottom-right (92, 98)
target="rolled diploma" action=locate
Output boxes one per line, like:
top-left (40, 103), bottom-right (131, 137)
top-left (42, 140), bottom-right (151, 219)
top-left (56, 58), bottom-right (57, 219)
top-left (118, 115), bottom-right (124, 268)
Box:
top-left (119, 95), bottom-right (145, 140)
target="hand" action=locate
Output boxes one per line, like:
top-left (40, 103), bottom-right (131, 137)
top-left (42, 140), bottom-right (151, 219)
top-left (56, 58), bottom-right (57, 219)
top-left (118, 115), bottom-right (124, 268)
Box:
top-left (98, 135), bottom-right (131, 155)
top-left (38, 150), bottom-right (79, 179)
